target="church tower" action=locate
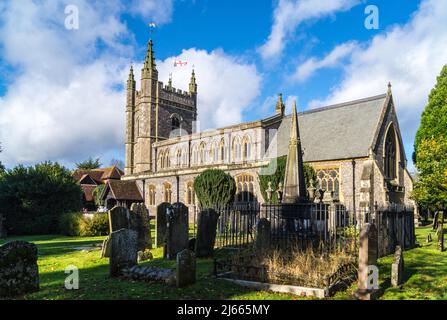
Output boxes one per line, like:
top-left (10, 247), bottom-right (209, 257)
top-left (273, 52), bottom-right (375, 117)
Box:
top-left (125, 37), bottom-right (198, 175)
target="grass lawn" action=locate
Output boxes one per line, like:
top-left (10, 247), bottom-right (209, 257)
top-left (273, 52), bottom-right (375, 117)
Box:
top-left (0, 224), bottom-right (445, 300)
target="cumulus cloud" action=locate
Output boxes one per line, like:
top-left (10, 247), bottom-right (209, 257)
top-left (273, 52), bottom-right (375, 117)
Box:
top-left (155, 48), bottom-right (262, 129)
top-left (258, 0), bottom-right (359, 61)
top-left (0, 0), bottom-right (172, 167)
top-left (291, 42), bottom-right (357, 82)
top-left (129, 0), bottom-right (173, 24)
top-left (307, 0), bottom-right (447, 169)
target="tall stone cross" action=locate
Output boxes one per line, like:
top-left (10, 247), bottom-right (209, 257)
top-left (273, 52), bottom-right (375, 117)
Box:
top-left (283, 100), bottom-right (307, 203)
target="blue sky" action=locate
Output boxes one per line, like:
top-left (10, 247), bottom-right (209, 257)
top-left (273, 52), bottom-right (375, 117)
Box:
top-left (0, 0), bottom-right (446, 171)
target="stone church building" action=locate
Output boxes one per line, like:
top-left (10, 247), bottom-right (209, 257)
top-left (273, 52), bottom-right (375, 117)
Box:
top-left (119, 38), bottom-right (415, 215)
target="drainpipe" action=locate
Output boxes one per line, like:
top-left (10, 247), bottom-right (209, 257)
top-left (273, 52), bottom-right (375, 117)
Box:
top-left (352, 159), bottom-right (356, 214)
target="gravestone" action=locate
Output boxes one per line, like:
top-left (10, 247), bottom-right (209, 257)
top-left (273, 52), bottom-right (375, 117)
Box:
top-left (426, 233), bottom-right (432, 243)
top-left (354, 223), bottom-right (379, 300)
top-left (391, 245), bottom-right (404, 287)
top-left (255, 218), bottom-right (271, 252)
top-left (156, 203), bottom-right (171, 247)
top-left (100, 237), bottom-right (111, 258)
top-left (130, 203), bottom-right (152, 251)
top-left (108, 206), bottom-right (130, 232)
top-left (0, 241), bottom-right (39, 297)
top-left (110, 229), bottom-right (138, 277)
top-left (176, 249), bottom-right (196, 288)
top-left (195, 209), bottom-right (219, 257)
top-left (165, 203), bottom-right (189, 260)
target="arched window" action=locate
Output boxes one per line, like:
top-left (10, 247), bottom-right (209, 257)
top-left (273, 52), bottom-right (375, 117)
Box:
top-left (199, 142), bottom-right (207, 165)
top-left (235, 174), bottom-right (255, 202)
top-left (232, 137), bottom-right (241, 162)
top-left (176, 149), bottom-right (182, 167)
top-left (185, 181), bottom-right (195, 205)
top-left (148, 185), bottom-right (156, 206)
top-left (316, 168), bottom-right (340, 198)
top-left (242, 136), bottom-right (251, 161)
top-left (163, 150), bottom-right (170, 169)
top-left (219, 138), bottom-right (226, 162)
top-left (211, 142), bottom-right (219, 163)
top-left (157, 151), bottom-right (164, 170)
top-left (171, 115), bottom-right (180, 132)
top-left (191, 145), bottom-right (198, 165)
top-left (163, 182), bottom-right (172, 203)
top-left (384, 124), bottom-right (397, 179)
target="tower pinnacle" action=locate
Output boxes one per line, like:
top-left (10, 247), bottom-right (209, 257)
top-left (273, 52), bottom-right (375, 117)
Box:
top-left (143, 39), bottom-right (156, 71)
top-left (275, 93), bottom-right (285, 115)
top-left (189, 68), bottom-right (197, 94)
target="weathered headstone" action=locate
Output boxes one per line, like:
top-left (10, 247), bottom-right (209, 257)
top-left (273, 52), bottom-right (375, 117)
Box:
top-left (165, 203), bottom-right (189, 260)
top-left (156, 202), bottom-right (171, 247)
top-left (255, 218), bottom-right (271, 252)
top-left (110, 229), bottom-right (138, 277)
top-left (176, 249), bottom-right (196, 288)
top-left (426, 233), bottom-right (432, 243)
top-left (391, 245), bottom-right (404, 287)
top-left (0, 241), bottom-right (39, 297)
top-left (195, 209), bottom-right (219, 257)
top-left (130, 203), bottom-right (152, 251)
top-left (354, 223), bottom-right (379, 300)
top-left (108, 206), bottom-right (130, 232)
top-left (100, 237), bottom-right (111, 258)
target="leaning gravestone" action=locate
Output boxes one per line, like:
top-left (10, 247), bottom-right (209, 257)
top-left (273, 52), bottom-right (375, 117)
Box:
top-left (176, 249), bottom-right (196, 288)
top-left (156, 202), bottom-right (171, 247)
top-left (354, 223), bottom-right (378, 300)
top-left (255, 218), bottom-right (271, 252)
top-left (110, 229), bottom-right (138, 277)
top-left (391, 245), bottom-right (404, 287)
top-left (100, 237), bottom-right (111, 258)
top-left (0, 241), bottom-right (39, 297)
top-left (165, 203), bottom-right (189, 260)
top-left (130, 203), bottom-right (152, 251)
top-left (195, 209), bottom-right (219, 257)
top-left (108, 206), bottom-right (130, 232)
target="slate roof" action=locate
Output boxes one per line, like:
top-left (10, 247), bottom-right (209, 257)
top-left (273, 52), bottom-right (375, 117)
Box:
top-left (72, 166), bottom-right (124, 184)
top-left (268, 94), bottom-right (388, 162)
top-left (105, 180), bottom-right (143, 201)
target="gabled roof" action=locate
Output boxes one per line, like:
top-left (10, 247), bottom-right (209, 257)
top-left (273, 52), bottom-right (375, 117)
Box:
top-left (73, 166), bottom-right (124, 184)
top-left (267, 94), bottom-right (388, 162)
top-left (103, 180), bottom-right (143, 201)
top-left (81, 185), bottom-right (97, 202)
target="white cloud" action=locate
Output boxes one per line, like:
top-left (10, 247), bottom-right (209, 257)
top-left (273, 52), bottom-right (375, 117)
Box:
top-left (129, 0), bottom-right (173, 24)
top-left (292, 42), bottom-right (357, 82)
top-left (307, 0), bottom-right (447, 167)
top-left (0, 0), bottom-right (172, 167)
top-left (258, 0), bottom-right (359, 61)
top-left (156, 48), bottom-right (262, 130)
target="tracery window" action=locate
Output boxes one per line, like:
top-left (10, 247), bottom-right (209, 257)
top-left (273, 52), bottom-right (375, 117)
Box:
top-left (384, 124), bottom-right (397, 179)
top-left (148, 185), bottom-right (156, 206)
top-left (232, 137), bottom-right (241, 162)
top-left (235, 174), bottom-right (255, 202)
top-left (199, 142), bottom-right (207, 165)
top-left (176, 149), bottom-right (182, 167)
top-left (163, 182), bottom-right (172, 203)
top-left (219, 138), bottom-right (226, 162)
top-left (242, 136), bottom-right (251, 161)
top-left (316, 168), bottom-right (340, 198)
top-left (163, 150), bottom-right (170, 169)
top-left (185, 181), bottom-right (195, 205)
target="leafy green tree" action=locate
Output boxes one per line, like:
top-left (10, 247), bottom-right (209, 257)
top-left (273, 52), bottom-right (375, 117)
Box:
top-left (75, 157), bottom-right (102, 170)
top-left (258, 156), bottom-right (316, 204)
top-left (0, 143), bottom-right (5, 173)
top-left (411, 137), bottom-right (447, 210)
top-left (414, 65), bottom-right (447, 163)
top-left (194, 169), bottom-right (236, 209)
top-left (0, 161), bottom-right (83, 235)
top-left (412, 65), bottom-right (447, 210)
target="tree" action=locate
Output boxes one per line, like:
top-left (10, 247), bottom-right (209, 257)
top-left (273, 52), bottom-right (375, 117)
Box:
top-left (0, 143), bottom-right (4, 173)
top-left (194, 169), bottom-right (236, 209)
top-left (411, 137), bottom-right (447, 210)
top-left (0, 161), bottom-right (83, 235)
top-left (75, 157), bottom-right (102, 170)
top-left (412, 65), bottom-right (447, 210)
top-left (258, 156), bottom-right (316, 204)
top-left (92, 184), bottom-right (106, 207)
top-left (414, 65), bottom-right (447, 164)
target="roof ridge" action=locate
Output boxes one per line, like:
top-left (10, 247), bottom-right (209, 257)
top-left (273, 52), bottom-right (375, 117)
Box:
top-left (296, 93), bottom-right (387, 116)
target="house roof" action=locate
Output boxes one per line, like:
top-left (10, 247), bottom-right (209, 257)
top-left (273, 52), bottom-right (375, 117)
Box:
top-left (267, 94), bottom-right (388, 162)
top-left (81, 185), bottom-right (97, 202)
top-left (104, 180), bottom-right (143, 201)
top-left (73, 166), bottom-right (124, 184)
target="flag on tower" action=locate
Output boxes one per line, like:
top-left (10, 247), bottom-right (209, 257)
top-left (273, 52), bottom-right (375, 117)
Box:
top-left (173, 59), bottom-right (188, 67)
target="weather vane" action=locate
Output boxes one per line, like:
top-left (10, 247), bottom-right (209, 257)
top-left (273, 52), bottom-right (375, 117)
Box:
top-left (148, 22), bottom-right (156, 36)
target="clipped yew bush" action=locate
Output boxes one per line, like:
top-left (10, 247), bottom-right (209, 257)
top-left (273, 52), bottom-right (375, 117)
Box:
top-left (194, 169), bottom-right (236, 209)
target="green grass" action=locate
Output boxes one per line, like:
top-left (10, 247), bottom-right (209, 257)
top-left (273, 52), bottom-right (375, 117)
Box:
top-left (0, 225), bottom-right (445, 300)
